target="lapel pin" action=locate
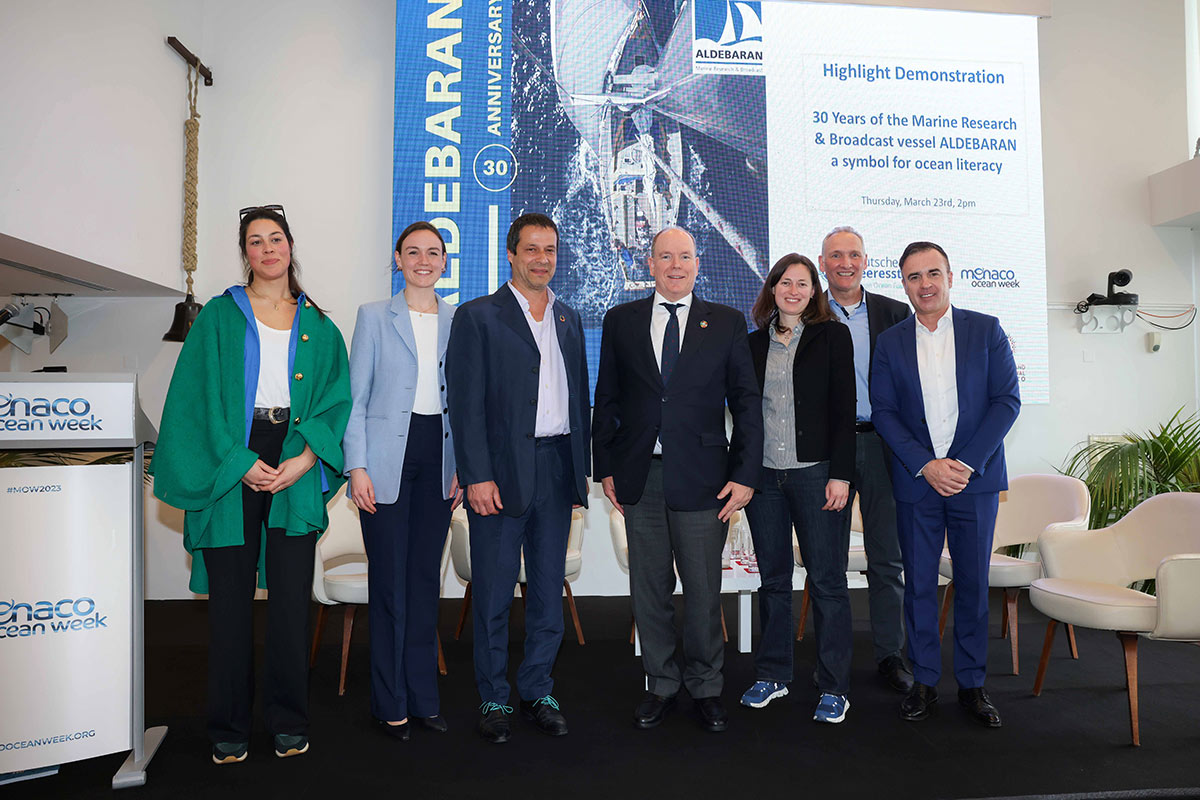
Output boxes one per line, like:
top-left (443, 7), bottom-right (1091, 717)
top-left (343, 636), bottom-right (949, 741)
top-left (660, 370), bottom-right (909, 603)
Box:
top-left (559, 314), bottom-right (566, 322)
top-left (699, 320), bottom-right (709, 329)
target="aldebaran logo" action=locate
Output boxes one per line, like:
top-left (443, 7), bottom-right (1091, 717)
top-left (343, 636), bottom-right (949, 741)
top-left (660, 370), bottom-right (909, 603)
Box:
top-left (693, 0), bottom-right (764, 75)
top-left (961, 266), bottom-right (1020, 289)
top-left (0, 597), bottom-right (108, 639)
top-left (0, 393), bottom-right (104, 433)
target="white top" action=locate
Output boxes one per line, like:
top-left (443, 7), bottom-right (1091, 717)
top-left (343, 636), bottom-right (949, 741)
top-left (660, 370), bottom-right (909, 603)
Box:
top-left (409, 309), bottom-right (442, 414)
top-left (507, 282), bottom-right (570, 437)
top-left (650, 290), bottom-right (693, 454)
top-left (915, 308), bottom-right (959, 464)
top-left (254, 319), bottom-right (292, 408)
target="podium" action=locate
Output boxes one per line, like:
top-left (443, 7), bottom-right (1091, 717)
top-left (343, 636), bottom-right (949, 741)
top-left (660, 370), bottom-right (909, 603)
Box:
top-left (0, 373), bottom-right (166, 789)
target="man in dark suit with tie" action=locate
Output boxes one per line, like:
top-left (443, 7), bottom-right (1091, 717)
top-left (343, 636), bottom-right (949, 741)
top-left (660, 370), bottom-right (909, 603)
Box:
top-left (592, 227), bottom-right (762, 733)
top-left (446, 213), bottom-right (590, 743)
top-left (819, 226), bottom-right (915, 694)
top-left (869, 241), bottom-right (1020, 728)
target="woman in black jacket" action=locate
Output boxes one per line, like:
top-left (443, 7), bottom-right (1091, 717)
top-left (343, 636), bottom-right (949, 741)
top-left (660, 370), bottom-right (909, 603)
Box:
top-left (738, 253), bottom-right (856, 724)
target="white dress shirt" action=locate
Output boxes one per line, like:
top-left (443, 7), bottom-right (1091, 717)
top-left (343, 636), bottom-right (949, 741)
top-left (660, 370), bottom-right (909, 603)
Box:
top-left (915, 307), bottom-right (959, 462)
top-left (650, 291), bottom-right (692, 454)
top-left (508, 282), bottom-right (570, 437)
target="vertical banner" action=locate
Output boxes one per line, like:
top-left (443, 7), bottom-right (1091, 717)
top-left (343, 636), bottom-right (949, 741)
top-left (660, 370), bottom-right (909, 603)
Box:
top-left (0, 464), bottom-right (133, 774)
top-left (393, 0), bottom-right (514, 304)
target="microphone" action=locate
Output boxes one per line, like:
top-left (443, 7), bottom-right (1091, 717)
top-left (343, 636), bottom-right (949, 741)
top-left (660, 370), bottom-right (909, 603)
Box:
top-left (0, 302), bottom-right (20, 327)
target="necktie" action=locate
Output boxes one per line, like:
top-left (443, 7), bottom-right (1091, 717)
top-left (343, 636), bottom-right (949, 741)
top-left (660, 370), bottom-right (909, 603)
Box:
top-left (660, 303), bottom-right (682, 384)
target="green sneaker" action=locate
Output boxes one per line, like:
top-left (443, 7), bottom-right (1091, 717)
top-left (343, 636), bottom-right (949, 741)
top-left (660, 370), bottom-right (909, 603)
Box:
top-left (273, 733), bottom-right (309, 758)
top-left (211, 741), bottom-right (248, 765)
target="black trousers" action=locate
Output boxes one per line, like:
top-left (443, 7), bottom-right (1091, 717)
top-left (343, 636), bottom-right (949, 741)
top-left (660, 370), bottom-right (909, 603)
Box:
top-left (204, 418), bottom-right (316, 744)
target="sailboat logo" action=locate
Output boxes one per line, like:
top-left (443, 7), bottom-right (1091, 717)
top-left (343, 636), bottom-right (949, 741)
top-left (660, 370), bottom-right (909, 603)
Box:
top-left (693, 0), bottom-right (764, 75)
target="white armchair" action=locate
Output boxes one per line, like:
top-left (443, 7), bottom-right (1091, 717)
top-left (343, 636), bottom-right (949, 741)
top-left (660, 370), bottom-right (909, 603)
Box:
top-left (450, 508), bottom-right (586, 644)
top-left (1029, 492), bottom-right (1200, 745)
top-left (937, 474), bottom-right (1090, 674)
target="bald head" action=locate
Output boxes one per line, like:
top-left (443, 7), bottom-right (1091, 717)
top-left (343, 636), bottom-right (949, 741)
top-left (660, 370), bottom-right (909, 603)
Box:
top-left (648, 227), bottom-right (699, 302)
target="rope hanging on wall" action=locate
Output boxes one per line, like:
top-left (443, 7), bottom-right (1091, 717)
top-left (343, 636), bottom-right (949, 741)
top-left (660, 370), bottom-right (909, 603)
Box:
top-left (181, 63), bottom-right (201, 295)
top-left (163, 61), bottom-right (206, 342)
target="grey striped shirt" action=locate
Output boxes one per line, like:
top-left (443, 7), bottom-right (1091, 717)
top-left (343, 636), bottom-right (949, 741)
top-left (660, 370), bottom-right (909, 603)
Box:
top-left (763, 323), bottom-right (822, 471)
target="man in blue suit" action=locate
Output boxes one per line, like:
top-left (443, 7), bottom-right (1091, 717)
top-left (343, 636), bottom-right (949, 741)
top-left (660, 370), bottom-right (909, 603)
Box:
top-left (869, 241), bottom-right (1020, 728)
top-left (446, 213), bottom-right (590, 743)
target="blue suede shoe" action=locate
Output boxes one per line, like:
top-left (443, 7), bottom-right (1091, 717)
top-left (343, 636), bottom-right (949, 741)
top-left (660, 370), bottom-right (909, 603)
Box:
top-left (740, 681), bottom-right (789, 708)
top-left (813, 693), bottom-right (849, 724)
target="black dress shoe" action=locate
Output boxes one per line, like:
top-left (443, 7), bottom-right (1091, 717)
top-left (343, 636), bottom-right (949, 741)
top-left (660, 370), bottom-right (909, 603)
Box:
top-left (633, 692), bottom-right (676, 729)
top-left (374, 718), bottom-right (410, 741)
top-left (416, 715), bottom-right (448, 733)
top-left (958, 687), bottom-right (1002, 728)
top-left (878, 655), bottom-right (915, 694)
top-left (695, 697), bottom-right (728, 733)
top-left (899, 682), bottom-right (938, 721)
top-left (521, 696), bottom-right (568, 736)
top-left (477, 704), bottom-right (511, 743)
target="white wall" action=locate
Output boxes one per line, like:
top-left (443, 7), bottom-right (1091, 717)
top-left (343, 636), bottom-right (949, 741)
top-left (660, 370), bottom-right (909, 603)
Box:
top-left (1, 0), bottom-right (1194, 598)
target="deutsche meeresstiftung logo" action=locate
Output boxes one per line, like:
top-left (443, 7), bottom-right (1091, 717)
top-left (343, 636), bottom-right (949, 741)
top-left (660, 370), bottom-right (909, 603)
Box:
top-left (693, 0), bottom-right (765, 76)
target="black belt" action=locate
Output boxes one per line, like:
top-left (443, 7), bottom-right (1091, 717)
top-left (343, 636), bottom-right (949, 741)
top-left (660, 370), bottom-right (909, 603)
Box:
top-left (855, 421), bottom-right (875, 433)
top-left (253, 406), bottom-right (290, 424)
top-left (535, 433), bottom-right (570, 444)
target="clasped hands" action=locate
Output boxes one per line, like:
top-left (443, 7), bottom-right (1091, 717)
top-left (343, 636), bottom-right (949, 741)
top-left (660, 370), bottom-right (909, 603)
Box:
top-left (922, 458), bottom-right (973, 497)
top-left (242, 445), bottom-right (317, 494)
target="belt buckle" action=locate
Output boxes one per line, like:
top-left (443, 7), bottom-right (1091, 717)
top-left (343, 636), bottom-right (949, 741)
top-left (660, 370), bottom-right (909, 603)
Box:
top-left (268, 406), bottom-right (286, 425)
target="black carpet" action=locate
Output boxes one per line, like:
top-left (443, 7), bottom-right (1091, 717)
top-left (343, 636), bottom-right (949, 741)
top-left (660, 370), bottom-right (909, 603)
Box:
top-left (7, 592), bottom-right (1200, 799)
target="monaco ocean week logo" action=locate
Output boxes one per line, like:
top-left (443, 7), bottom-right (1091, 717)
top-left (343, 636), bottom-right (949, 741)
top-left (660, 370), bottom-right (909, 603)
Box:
top-left (0, 392), bottom-right (104, 433)
top-left (694, 0), bottom-right (764, 75)
top-left (0, 596), bottom-right (108, 640)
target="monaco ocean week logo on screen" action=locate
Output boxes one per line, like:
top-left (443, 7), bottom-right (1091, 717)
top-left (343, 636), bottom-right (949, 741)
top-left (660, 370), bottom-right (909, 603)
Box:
top-left (694, 0), bottom-right (764, 75)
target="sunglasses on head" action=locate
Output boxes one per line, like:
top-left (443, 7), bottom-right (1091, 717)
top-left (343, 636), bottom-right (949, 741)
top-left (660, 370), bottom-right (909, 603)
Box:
top-left (238, 204), bottom-right (286, 220)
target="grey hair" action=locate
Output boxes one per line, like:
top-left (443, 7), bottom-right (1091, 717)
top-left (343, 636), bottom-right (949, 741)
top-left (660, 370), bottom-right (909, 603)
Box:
top-left (821, 226), bottom-right (865, 254)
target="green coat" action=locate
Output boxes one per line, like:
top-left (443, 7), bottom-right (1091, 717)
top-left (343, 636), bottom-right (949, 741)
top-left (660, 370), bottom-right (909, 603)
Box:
top-left (150, 288), bottom-right (350, 593)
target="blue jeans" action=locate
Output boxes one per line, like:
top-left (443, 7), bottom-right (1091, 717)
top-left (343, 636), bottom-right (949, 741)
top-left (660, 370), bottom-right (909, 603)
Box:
top-left (745, 463), bottom-right (852, 695)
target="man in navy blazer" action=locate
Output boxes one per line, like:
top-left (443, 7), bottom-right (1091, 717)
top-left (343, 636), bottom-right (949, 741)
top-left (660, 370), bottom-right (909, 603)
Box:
top-left (592, 227), bottom-right (762, 733)
top-left (869, 241), bottom-right (1020, 728)
top-left (446, 213), bottom-right (590, 743)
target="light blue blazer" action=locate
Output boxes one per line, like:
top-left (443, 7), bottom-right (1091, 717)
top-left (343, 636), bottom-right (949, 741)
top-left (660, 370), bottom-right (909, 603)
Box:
top-left (343, 292), bottom-right (456, 504)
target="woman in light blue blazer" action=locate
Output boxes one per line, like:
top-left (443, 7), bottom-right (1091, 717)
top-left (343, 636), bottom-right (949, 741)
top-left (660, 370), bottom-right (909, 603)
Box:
top-left (343, 221), bottom-right (462, 740)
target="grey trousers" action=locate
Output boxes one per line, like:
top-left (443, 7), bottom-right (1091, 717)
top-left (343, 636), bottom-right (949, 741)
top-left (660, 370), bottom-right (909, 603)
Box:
top-left (845, 430), bottom-right (906, 663)
top-left (625, 460), bottom-right (727, 699)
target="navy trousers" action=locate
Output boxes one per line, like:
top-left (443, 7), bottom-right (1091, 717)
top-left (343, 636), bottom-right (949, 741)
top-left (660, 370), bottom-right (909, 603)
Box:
top-left (359, 414), bottom-right (452, 722)
top-left (467, 435), bottom-right (573, 704)
top-left (896, 490), bottom-right (999, 688)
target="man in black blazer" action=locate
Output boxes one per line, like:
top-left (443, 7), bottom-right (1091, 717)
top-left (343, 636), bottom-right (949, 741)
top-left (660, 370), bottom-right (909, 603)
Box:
top-left (592, 227), bottom-right (762, 733)
top-left (819, 226), bottom-right (914, 693)
top-left (446, 213), bottom-right (590, 743)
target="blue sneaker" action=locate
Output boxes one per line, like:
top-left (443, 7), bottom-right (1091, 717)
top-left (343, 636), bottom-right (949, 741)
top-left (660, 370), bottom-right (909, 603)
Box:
top-left (740, 681), bottom-right (789, 708)
top-left (813, 693), bottom-right (849, 723)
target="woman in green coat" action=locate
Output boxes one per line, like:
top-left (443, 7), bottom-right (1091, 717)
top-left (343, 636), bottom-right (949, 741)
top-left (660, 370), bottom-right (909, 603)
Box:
top-left (151, 206), bottom-right (350, 765)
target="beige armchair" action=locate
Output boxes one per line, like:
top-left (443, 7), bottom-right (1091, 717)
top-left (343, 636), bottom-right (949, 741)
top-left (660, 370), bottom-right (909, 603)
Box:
top-left (937, 474), bottom-right (1090, 674)
top-left (450, 507), bottom-right (586, 644)
top-left (1029, 492), bottom-right (1200, 745)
